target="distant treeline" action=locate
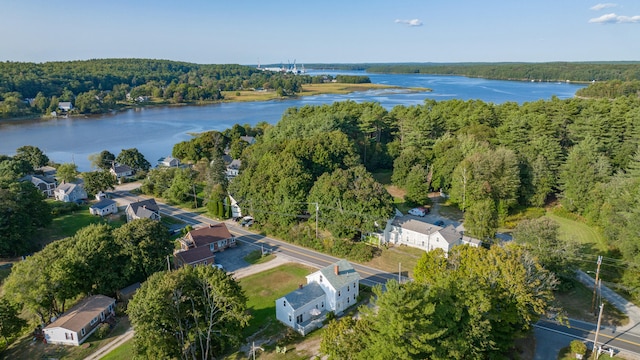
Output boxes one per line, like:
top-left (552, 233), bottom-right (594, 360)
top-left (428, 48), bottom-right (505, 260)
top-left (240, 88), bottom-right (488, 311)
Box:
top-left (0, 59), bottom-right (346, 119)
top-left (364, 62), bottom-right (640, 83)
top-left (576, 79), bottom-right (640, 98)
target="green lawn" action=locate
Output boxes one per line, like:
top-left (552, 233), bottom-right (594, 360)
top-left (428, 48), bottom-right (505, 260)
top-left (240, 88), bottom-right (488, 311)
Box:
top-left (239, 263), bottom-right (314, 338)
top-left (101, 338), bottom-right (134, 360)
top-left (544, 213), bottom-right (607, 252)
top-left (244, 250), bottom-right (276, 265)
top-left (41, 205), bottom-right (124, 243)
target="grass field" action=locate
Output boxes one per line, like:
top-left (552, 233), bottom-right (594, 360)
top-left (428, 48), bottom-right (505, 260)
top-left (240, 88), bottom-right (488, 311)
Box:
top-left (554, 280), bottom-right (628, 327)
top-left (100, 338), bottom-right (134, 360)
top-left (544, 213), bottom-right (607, 253)
top-left (41, 205), bottom-right (124, 244)
top-left (363, 245), bottom-right (425, 279)
top-left (238, 263), bottom-right (314, 338)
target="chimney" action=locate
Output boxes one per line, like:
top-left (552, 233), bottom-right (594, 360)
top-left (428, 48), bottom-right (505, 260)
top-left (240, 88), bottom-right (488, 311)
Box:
top-left (299, 284), bottom-right (303, 289)
top-left (334, 265), bottom-right (339, 276)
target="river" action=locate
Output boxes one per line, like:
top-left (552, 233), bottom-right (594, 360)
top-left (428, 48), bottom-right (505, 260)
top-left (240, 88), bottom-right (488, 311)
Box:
top-left (0, 70), bottom-right (586, 171)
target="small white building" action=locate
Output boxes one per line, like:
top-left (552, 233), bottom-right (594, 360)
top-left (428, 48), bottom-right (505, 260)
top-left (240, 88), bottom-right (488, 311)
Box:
top-left (157, 156), bottom-right (180, 168)
top-left (226, 194), bottom-right (242, 218)
top-left (276, 260), bottom-right (360, 335)
top-left (43, 295), bottom-right (115, 346)
top-left (89, 198), bottom-right (118, 216)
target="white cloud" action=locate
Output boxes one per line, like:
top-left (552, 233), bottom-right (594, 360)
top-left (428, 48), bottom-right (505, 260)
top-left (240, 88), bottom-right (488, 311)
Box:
top-left (589, 13), bottom-right (640, 23)
top-left (590, 3), bottom-right (617, 11)
top-left (394, 19), bottom-right (423, 27)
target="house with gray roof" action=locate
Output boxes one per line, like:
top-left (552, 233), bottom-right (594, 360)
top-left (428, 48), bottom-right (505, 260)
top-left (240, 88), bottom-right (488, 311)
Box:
top-left (276, 259), bottom-right (360, 335)
top-left (381, 215), bottom-right (481, 255)
top-left (54, 181), bottom-right (87, 203)
top-left (125, 198), bottom-right (160, 222)
top-left (89, 198), bottom-right (118, 216)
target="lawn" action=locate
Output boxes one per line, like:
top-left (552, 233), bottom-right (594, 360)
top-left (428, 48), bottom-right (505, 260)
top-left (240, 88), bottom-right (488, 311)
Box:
top-left (363, 245), bottom-right (425, 279)
top-left (554, 280), bottom-right (628, 327)
top-left (41, 205), bottom-right (124, 244)
top-left (238, 263), bottom-right (314, 338)
top-left (544, 212), bottom-right (607, 253)
top-left (101, 338), bottom-right (134, 360)
top-left (244, 250), bottom-right (276, 265)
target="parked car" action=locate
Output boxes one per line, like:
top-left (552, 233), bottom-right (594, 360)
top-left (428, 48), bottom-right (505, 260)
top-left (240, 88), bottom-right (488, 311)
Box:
top-left (408, 207), bottom-right (428, 217)
top-left (240, 216), bottom-right (254, 227)
top-left (212, 263), bottom-right (224, 270)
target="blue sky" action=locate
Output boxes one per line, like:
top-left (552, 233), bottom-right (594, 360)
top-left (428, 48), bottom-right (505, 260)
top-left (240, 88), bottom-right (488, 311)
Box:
top-left (1, 0), bottom-right (639, 64)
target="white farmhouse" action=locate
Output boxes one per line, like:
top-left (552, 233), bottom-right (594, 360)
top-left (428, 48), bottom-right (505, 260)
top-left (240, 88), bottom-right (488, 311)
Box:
top-left (381, 215), bottom-right (481, 255)
top-left (276, 260), bottom-right (360, 335)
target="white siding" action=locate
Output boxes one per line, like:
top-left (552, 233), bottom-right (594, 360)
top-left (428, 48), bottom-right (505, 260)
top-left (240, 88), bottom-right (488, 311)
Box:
top-left (43, 327), bottom-right (80, 346)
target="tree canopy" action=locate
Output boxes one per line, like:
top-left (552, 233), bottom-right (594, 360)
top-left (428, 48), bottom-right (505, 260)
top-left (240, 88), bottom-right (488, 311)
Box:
top-left (127, 265), bottom-right (250, 360)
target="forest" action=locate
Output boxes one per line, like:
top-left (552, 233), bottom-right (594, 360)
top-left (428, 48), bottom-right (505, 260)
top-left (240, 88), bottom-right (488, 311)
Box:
top-left (0, 59), bottom-right (356, 119)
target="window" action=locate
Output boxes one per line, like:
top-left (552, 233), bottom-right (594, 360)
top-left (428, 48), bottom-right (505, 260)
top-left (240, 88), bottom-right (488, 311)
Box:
top-left (322, 301), bottom-right (324, 308)
top-left (283, 300), bottom-right (286, 307)
top-left (81, 328), bottom-right (86, 336)
top-left (289, 315), bottom-right (292, 322)
top-left (347, 297), bottom-right (350, 304)
top-left (354, 294), bottom-right (356, 300)
top-left (347, 285), bottom-right (350, 292)
top-left (353, 282), bottom-right (356, 289)
top-left (319, 275), bottom-right (323, 282)
top-left (90, 316), bottom-right (99, 326)
top-left (338, 290), bottom-right (341, 297)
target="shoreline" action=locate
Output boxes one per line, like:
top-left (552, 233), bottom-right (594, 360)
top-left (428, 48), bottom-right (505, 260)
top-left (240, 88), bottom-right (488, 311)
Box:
top-left (0, 83), bottom-right (431, 125)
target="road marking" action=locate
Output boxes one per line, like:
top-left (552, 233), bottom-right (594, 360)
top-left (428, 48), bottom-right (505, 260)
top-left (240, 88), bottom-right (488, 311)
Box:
top-left (536, 322), bottom-right (640, 348)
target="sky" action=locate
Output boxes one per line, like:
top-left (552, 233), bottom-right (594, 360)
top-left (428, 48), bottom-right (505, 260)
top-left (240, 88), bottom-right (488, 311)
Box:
top-left (1, 0), bottom-right (639, 65)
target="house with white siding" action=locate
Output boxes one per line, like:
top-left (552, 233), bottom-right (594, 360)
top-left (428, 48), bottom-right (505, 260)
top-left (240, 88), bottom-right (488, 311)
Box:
top-left (276, 260), bottom-right (359, 335)
top-left (380, 215), bottom-right (481, 255)
top-left (43, 295), bottom-right (115, 346)
top-left (89, 198), bottom-right (118, 216)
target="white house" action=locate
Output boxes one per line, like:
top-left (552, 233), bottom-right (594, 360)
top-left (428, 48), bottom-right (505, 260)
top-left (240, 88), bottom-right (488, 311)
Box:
top-left (57, 102), bottom-right (73, 112)
top-left (239, 135), bottom-right (256, 145)
top-left (157, 156), bottom-right (180, 168)
top-left (276, 260), bottom-right (360, 335)
top-left (226, 194), bottom-right (242, 218)
top-left (23, 174), bottom-right (57, 197)
top-left (54, 181), bottom-right (88, 203)
top-left (89, 198), bottom-right (118, 216)
top-left (226, 159), bottom-right (241, 180)
top-left (43, 295), bottom-right (115, 346)
top-left (110, 164), bottom-right (134, 181)
top-left (381, 215), bottom-right (481, 255)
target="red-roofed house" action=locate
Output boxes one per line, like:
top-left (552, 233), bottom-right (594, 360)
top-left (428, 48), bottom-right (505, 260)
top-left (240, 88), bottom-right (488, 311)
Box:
top-left (174, 223), bottom-right (236, 267)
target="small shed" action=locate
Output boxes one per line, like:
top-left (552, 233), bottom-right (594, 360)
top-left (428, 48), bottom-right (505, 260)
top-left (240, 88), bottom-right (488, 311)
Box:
top-left (116, 282), bottom-right (141, 304)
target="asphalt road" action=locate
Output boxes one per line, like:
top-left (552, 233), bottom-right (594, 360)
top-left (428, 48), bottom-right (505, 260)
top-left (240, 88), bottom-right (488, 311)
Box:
top-left (110, 189), bottom-right (640, 358)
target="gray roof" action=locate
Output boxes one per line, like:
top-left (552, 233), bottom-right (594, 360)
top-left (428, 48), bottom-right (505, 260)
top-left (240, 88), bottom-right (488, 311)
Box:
top-left (282, 282), bottom-right (326, 310)
top-left (56, 182), bottom-right (81, 194)
top-left (90, 198), bottom-right (116, 210)
top-left (438, 225), bottom-right (462, 245)
top-left (227, 159), bottom-right (241, 170)
top-left (391, 216), bottom-right (443, 236)
top-left (316, 260), bottom-right (360, 290)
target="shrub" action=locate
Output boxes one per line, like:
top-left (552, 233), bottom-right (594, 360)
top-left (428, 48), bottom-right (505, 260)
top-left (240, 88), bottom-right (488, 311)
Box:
top-left (569, 340), bottom-right (587, 355)
top-left (95, 323), bottom-right (111, 339)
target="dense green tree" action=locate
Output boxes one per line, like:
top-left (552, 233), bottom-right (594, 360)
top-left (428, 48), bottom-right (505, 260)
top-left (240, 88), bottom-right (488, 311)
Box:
top-left (14, 145), bottom-right (49, 169)
top-left (166, 168), bottom-right (195, 204)
top-left (113, 218), bottom-right (173, 280)
top-left (142, 167), bottom-right (176, 197)
top-left (0, 297), bottom-right (27, 344)
top-left (0, 157), bottom-right (33, 179)
top-left (320, 317), bottom-right (368, 360)
top-left (128, 266), bottom-right (250, 360)
top-left (512, 217), bottom-right (578, 281)
top-left (463, 198), bottom-right (498, 240)
top-left (404, 164), bottom-right (431, 205)
top-left (116, 148), bottom-right (151, 171)
top-left (0, 179), bottom-right (51, 256)
top-left (308, 166), bottom-right (393, 238)
top-left (56, 163), bottom-right (78, 183)
top-left (559, 137), bottom-right (611, 213)
top-left (88, 150), bottom-right (116, 170)
top-left (82, 170), bottom-right (116, 196)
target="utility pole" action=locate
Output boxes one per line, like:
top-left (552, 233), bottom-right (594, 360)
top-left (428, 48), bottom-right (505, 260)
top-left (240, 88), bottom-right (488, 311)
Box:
top-left (591, 255), bottom-right (603, 314)
top-left (398, 262), bottom-right (401, 283)
top-left (192, 183), bottom-right (198, 209)
top-left (166, 255), bottom-right (171, 271)
top-left (592, 303), bottom-right (604, 359)
top-left (314, 202), bottom-right (319, 239)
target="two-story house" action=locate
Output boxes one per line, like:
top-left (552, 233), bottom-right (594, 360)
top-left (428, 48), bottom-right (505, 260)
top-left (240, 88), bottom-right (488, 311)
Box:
top-left (381, 215), bottom-right (481, 255)
top-left (54, 181), bottom-right (88, 203)
top-left (22, 174), bottom-right (57, 197)
top-left (276, 260), bottom-right (360, 335)
top-left (226, 159), bottom-right (241, 180)
top-left (175, 223), bottom-right (236, 267)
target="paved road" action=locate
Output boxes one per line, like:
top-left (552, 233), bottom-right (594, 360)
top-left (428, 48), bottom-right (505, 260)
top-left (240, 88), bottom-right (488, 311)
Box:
top-left (109, 189), bottom-right (640, 359)
top-left (110, 190), bottom-right (398, 288)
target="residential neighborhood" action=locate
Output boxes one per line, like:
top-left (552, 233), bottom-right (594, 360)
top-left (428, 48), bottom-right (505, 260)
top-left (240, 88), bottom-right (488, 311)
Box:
top-left (43, 295), bottom-right (116, 346)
